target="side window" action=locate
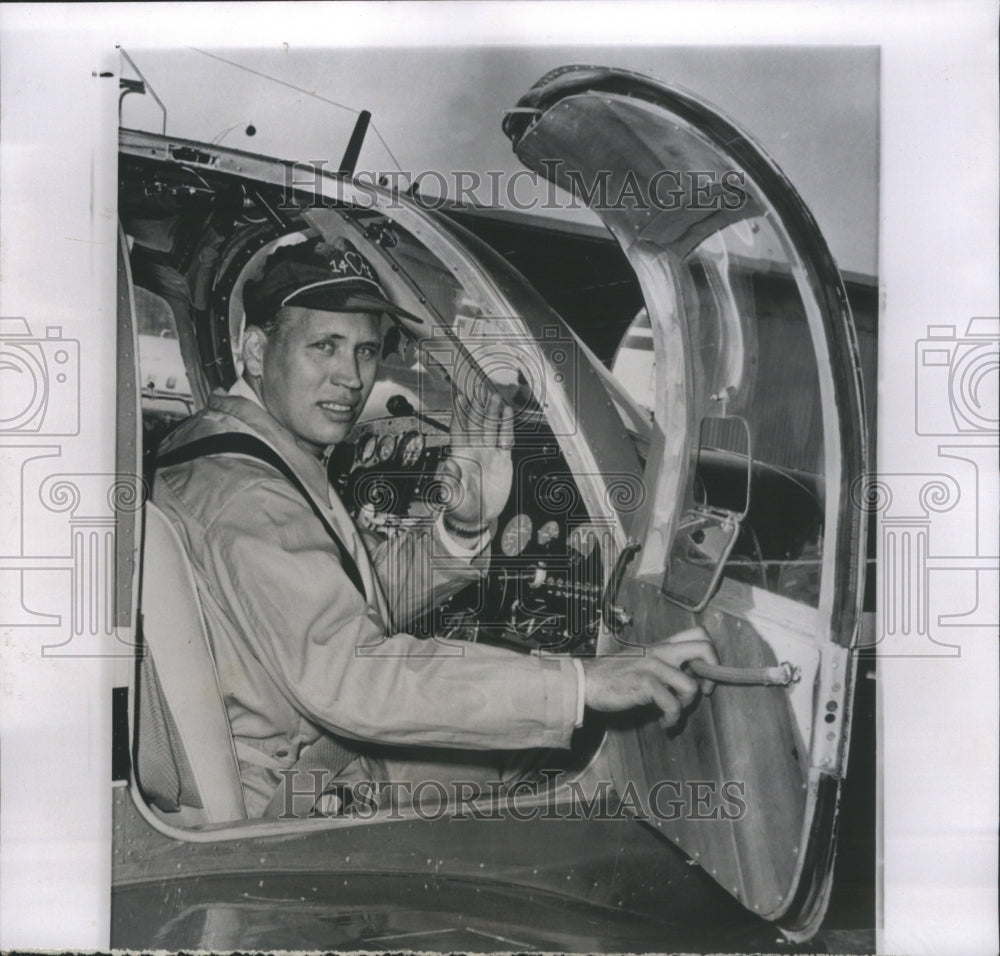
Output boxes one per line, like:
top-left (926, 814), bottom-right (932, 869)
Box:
top-left (135, 285), bottom-right (194, 474)
top-left (622, 216), bottom-right (827, 610)
top-left (685, 220), bottom-right (825, 607)
top-left (610, 308), bottom-right (656, 415)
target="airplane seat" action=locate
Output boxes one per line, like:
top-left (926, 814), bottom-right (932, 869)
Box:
top-left (134, 503), bottom-right (248, 825)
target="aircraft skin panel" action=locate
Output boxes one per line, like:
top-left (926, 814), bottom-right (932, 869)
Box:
top-left (611, 576), bottom-right (808, 919)
top-left (111, 785), bottom-right (767, 951)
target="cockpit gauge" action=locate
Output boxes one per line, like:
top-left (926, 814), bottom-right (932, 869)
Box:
top-left (537, 520), bottom-right (560, 546)
top-left (399, 430), bottom-right (425, 467)
top-left (357, 434), bottom-right (378, 465)
top-left (376, 433), bottom-right (397, 463)
top-left (500, 514), bottom-right (533, 557)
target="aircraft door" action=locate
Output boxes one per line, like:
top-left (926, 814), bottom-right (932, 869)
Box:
top-left (505, 66), bottom-right (868, 937)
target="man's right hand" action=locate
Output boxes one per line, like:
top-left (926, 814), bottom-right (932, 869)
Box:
top-left (582, 627), bottom-right (718, 728)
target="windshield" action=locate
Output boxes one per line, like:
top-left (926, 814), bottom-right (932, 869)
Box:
top-left (607, 209), bottom-right (827, 608)
top-left (613, 214), bottom-right (824, 476)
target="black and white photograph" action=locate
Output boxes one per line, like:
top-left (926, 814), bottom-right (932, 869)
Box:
top-left (0, 4), bottom-right (996, 955)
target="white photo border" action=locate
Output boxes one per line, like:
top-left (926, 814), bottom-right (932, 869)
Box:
top-left (0, 3), bottom-right (996, 953)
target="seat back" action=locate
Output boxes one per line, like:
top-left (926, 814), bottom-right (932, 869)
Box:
top-left (135, 503), bottom-right (247, 823)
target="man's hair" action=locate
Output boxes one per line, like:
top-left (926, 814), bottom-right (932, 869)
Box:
top-left (245, 304), bottom-right (292, 337)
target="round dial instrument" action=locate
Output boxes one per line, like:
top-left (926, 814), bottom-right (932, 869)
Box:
top-left (500, 514), bottom-right (533, 557)
top-left (399, 430), bottom-right (425, 467)
top-left (376, 433), bottom-right (397, 463)
top-left (537, 520), bottom-right (560, 546)
top-left (357, 434), bottom-right (378, 465)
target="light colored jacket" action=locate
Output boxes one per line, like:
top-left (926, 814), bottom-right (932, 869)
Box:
top-left (153, 388), bottom-right (579, 814)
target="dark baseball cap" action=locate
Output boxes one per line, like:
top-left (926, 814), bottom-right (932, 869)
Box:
top-left (242, 237), bottom-right (422, 327)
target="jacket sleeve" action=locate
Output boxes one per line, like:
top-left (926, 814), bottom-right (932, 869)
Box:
top-left (200, 476), bottom-right (579, 751)
top-left (362, 518), bottom-right (491, 633)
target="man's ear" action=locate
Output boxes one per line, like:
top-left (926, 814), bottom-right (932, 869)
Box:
top-left (242, 324), bottom-right (268, 378)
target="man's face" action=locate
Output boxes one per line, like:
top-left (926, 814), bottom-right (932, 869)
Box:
top-left (249, 306), bottom-right (381, 455)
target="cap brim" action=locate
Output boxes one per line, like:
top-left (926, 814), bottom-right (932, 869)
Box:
top-left (336, 291), bottom-right (425, 325)
top-left (287, 285), bottom-right (424, 325)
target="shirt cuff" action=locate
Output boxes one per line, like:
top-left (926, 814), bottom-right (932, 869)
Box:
top-left (435, 512), bottom-right (491, 557)
top-left (571, 657), bottom-right (586, 728)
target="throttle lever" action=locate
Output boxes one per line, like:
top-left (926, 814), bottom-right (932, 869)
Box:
top-left (601, 538), bottom-right (641, 633)
top-left (386, 394), bottom-right (449, 433)
top-left (688, 659), bottom-right (800, 687)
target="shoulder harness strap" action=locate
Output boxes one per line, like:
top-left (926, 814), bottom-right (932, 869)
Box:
top-left (156, 433), bottom-right (367, 601)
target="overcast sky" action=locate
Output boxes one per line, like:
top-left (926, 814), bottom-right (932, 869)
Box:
top-left (122, 45), bottom-right (878, 277)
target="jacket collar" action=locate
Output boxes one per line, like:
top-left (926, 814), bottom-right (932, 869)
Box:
top-left (204, 386), bottom-right (333, 505)
top-left (227, 375), bottom-right (266, 410)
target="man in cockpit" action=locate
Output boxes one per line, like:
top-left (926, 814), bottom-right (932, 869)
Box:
top-left (152, 236), bottom-right (717, 818)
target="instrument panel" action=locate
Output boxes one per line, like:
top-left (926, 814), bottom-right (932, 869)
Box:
top-left (331, 406), bottom-right (604, 655)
